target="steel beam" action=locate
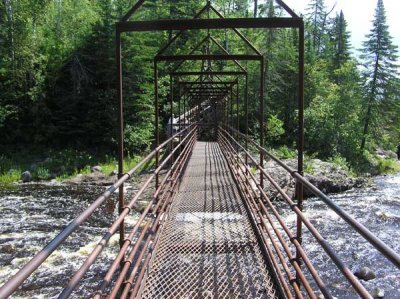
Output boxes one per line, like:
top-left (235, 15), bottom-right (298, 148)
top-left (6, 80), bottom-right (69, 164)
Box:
top-left (117, 17), bottom-right (302, 32)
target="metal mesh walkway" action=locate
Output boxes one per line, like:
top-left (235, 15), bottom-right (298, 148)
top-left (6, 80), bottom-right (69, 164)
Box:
top-left (139, 142), bottom-right (277, 299)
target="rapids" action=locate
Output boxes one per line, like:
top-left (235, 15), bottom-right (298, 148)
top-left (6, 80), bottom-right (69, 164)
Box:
top-left (0, 174), bottom-right (399, 298)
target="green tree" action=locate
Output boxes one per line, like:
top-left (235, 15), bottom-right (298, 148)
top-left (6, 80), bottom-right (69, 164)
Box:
top-left (360, 0), bottom-right (399, 149)
top-left (330, 10), bottom-right (351, 71)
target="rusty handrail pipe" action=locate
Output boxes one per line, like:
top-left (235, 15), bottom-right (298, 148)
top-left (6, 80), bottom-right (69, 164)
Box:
top-left (219, 132), bottom-right (317, 298)
top-left (218, 135), bottom-right (302, 298)
top-left (121, 134), bottom-right (196, 299)
top-left (58, 127), bottom-right (197, 298)
top-left (106, 132), bottom-right (196, 298)
top-left (219, 131), bottom-right (334, 298)
top-left (224, 125), bottom-right (400, 270)
top-left (219, 128), bottom-right (374, 298)
top-left (0, 124), bottom-right (196, 299)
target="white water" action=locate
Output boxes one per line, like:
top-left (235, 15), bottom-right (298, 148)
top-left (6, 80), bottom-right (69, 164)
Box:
top-left (276, 173), bottom-right (400, 298)
top-left (0, 184), bottom-right (139, 298)
top-left (0, 174), bottom-right (399, 298)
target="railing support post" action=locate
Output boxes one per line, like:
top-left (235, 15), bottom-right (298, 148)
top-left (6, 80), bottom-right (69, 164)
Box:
top-left (169, 75), bottom-right (174, 166)
top-left (236, 79), bottom-right (239, 168)
top-left (259, 57), bottom-right (265, 189)
top-left (154, 60), bottom-right (159, 194)
top-left (245, 73), bottom-right (248, 172)
top-left (295, 21), bottom-right (305, 290)
top-left (116, 29), bottom-right (125, 249)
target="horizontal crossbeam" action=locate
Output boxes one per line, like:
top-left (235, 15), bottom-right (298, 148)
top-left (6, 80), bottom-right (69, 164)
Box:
top-left (117, 17), bottom-right (303, 32)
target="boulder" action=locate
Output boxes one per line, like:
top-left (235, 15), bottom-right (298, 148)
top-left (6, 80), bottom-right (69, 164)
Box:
top-left (109, 170), bottom-right (118, 176)
top-left (354, 267), bottom-right (376, 281)
top-left (262, 158), bottom-right (367, 199)
top-left (21, 171), bottom-right (32, 183)
top-left (91, 166), bottom-right (102, 173)
top-left (373, 288), bottom-right (385, 298)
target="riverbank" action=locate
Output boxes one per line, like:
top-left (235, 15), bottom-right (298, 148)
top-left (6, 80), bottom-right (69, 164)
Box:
top-left (0, 149), bottom-right (151, 187)
top-left (1, 148), bottom-right (399, 195)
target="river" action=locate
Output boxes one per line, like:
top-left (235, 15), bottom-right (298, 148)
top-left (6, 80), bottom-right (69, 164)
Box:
top-left (0, 174), bottom-right (399, 298)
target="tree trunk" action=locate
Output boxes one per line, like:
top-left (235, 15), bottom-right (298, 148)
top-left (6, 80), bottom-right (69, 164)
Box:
top-left (253, 0), bottom-right (258, 18)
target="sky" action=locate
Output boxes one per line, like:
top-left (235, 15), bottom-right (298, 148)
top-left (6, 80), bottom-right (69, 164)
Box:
top-left (281, 0), bottom-right (400, 56)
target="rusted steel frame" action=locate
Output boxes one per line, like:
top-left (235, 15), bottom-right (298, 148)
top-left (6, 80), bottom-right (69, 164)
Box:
top-left (208, 34), bottom-right (248, 72)
top-left (275, 0), bottom-right (299, 18)
top-left (228, 125), bottom-right (400, 270)
top-left (166, 34), bottom-right (212, 74)
top-left (173, 71), bottom-right (247, 76)
top-left (178, 80), bottom-right (181, 147)
top-left (156, 54), bottom-right (261, 61)
top-left (0, 127), bottom-right (190, 298)
top-left (154, 60), bottom-right (160, 192)
top-left (218, 134), bottom-right (296, 299)
top-left (221, 126), bottom-right (374, 298)
top-left (220, 136), bottom-right (310, 298)
top-left (94, 131), bottom-right (196, 298)
top-left (208, 4), bottom-right (262, 56)
top-left (296, 22), bottom-right (305, 287)
top-left (116, 30), bottom-right (125, 249)
top-left (235, 78), bottom-right (240, 168)
top-left (245, 73), bottom-right (248, 170)
top-left (169, 75), bottom-right (174, 166)
top-left (108, 220), bottom-right (152, 298)
top-left (120, 234), bottom-right (152, 299)
top-left (260, 57), bottom-right (265, 189)
top-left (109, 135), bottom-right (197, 299)
top-left (230, 86), bottom-right (234, 129)
top-left (186, 86), bottom-right (231, 91)
top-left (219, 132), bottom-right (312, 298)
top-left (116, 18), bottom-right (303, 33)
top-left (155, 126), bottom-right (197, 174)
top-left (122, 135), bottom-right (197, 299)
top-left (120, 0), bottom-right (145, 22)
top-left (156, 3), bottom-right (210, 56)
top-left (179, 81), bottom-right (237, 85)
top-left (220, 127), bottom-right (332, 298)
top-left (58, 127), bottom-right (197, 298)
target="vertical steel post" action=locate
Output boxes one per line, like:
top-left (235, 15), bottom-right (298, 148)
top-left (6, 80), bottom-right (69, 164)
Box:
top-left (154, 61), bottom-right (159, 192)
top-left (169, 75), bottom-right (174, 165)
top-left (116, 31), bottom-right (125, 248)
top-left (183, 94), bottom-right (187, 147)
top-left (236, 79), bottom-right (239, 167)
top-left (230, 86), bottom-right (233, 130)
top-left (245, 73), bottom-right (249, 170)
top-left (296, 22), bottom-right (305, 288)
top-left (116, 30), bottom-right (125, 249)
top-left (260, 57), bottom-right (265, 189)
top-left (178, 80), bottom-right (181, 149)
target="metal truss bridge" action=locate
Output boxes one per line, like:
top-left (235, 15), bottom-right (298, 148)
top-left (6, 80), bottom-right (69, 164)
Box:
top-left (1, 1), bottom-right (399, 298)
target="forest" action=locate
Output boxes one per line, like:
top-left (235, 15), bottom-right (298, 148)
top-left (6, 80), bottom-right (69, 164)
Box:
top-left (0, 0), bottom-right (399, 180)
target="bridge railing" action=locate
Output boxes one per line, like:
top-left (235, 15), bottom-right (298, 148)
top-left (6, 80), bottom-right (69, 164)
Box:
top-left (0, 124), bottom-right (198, 298)
top-left (218, 125), bottom-right (400, 299)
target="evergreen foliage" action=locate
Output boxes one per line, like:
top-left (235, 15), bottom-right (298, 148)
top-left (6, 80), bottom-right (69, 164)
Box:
top-left (359, 0), bottom-right (399, 150)
top-left (0, 0), bottom-right (398, 173)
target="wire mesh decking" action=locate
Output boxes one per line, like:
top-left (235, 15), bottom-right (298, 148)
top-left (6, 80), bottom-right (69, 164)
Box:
top-left (139, 142), bottom-right (278, 298)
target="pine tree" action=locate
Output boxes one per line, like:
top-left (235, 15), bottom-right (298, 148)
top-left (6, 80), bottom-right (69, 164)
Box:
top-left (306, 0), bottom-right (327, 56)
top-left (360, 0), bottom-right (398, 149)
top-left (331, 10), bottom-right (351, 70)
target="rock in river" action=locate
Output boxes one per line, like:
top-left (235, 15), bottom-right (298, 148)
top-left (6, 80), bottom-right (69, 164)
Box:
top-left (21, 171), bottom-right (32, 183)
top-left (354, 267), bottom-right (376, 281)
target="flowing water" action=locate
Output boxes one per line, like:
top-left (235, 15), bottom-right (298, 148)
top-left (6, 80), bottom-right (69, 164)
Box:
top-left (0, 174), bottom-right (399, 298)
top-left (275, 173), bottom-right (400, 298)
top-left (0, 183), bottom-right (139, 298)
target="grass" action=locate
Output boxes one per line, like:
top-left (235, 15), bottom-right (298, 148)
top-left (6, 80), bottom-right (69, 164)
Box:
top-left (376, 157), bottom-right (400, 174)
top-left (0, 150), bottom-right (150, 185)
